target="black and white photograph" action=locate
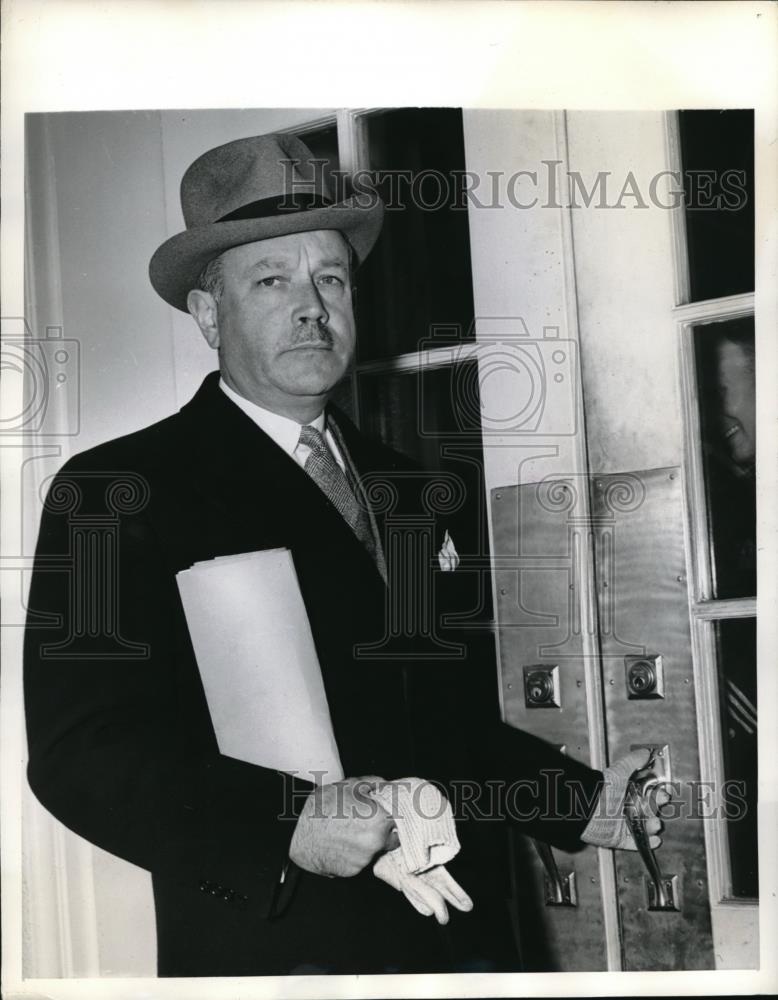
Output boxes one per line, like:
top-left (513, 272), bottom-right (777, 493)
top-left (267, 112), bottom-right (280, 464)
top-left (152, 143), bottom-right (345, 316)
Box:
top-left (2, 3), bottom-right (776, 998)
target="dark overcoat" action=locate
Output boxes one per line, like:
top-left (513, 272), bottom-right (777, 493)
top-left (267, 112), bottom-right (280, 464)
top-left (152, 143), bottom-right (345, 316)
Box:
top-left (24, 372), bottom-right (601, 976)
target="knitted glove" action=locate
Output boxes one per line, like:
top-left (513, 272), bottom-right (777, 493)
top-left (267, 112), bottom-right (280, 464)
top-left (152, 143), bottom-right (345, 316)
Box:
top-left (370, 777), bottom-right (460, 873)
top-left (373, 850), bottom-right (473, 925)
top-left (581, 748), bottom-right (668, 850)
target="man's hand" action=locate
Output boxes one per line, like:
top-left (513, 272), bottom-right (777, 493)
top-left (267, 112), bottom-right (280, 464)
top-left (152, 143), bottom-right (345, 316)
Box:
top-left (289, 776), bottom-right (398, 877)
top-left (581, 748), bottom-right (671, 851)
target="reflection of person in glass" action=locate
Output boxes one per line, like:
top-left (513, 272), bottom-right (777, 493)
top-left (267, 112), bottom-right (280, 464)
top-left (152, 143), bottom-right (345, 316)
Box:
top-left (702, 321), bottom-right (758, 896)
top-left (701, 320), bottom-right (756, 598)
top-left (715, 328), bottom-right (755, 474)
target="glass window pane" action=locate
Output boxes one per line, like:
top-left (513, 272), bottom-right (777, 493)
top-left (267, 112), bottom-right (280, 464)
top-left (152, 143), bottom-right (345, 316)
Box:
top-left (357, 362), bottom-right (487, 562)
top-left (679, 110), bottom-right (754, 302)
top-left (355, 109), bottom-right (475, 362)
top-left (714, 617), bottom-right (758, 899)
top-left (694, 316), bottom-right (756, 598)
top-left (298, 123), bottom-right (340, 199)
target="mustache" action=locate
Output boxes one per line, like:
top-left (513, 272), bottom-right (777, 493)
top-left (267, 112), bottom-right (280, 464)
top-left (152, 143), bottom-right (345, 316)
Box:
top-left (289, 321), bottom-right (335, 348)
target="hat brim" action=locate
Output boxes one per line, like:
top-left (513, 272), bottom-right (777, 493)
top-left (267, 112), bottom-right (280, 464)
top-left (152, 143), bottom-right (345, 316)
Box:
top-left (149, 197), bottom-right (384, 311)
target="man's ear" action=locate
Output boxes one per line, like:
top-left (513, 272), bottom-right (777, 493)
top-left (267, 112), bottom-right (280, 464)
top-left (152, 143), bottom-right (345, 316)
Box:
top-left (187, 289), bottom-right (220, 349)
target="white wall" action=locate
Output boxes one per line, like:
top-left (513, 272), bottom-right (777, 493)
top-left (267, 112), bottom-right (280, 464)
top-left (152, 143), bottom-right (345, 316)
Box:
top-left (41, 110), bottom-right (178, 452)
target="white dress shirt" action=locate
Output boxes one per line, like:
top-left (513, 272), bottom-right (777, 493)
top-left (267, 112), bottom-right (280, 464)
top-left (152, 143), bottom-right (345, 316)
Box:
top-left (219, 377), bottom-right (345, 471)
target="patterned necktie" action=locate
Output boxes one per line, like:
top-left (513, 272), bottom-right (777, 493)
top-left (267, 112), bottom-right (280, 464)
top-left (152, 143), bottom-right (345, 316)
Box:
top-left (298, 424), bottom-right (379, 563)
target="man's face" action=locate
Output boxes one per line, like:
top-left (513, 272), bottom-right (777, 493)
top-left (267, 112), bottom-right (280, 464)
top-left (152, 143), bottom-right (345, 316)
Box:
top-left (209, 230), bottom-right (355, 416)
top-left (715, 338), bottom-right (756, 468)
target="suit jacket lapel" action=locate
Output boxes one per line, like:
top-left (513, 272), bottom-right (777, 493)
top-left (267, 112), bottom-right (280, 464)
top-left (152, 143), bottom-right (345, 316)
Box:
top-left (171, 374), bottom-right (387, 584)
top-left (160, 374), bottom-right (417, 778)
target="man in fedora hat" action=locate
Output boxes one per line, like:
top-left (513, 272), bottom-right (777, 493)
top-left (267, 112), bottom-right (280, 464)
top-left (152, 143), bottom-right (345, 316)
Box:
top-left (24, 131), bottom-right (663, 977)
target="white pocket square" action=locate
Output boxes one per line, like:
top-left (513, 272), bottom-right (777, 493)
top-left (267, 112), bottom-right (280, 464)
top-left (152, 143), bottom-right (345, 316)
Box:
top-left (437, 530), bottom-right (460, 572)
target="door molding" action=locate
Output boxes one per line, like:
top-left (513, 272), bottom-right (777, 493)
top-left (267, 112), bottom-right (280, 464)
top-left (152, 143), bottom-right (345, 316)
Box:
top-left (667, 113), bottom-right (759, 968)
top-left (554, 109), bottom-right (622, 972)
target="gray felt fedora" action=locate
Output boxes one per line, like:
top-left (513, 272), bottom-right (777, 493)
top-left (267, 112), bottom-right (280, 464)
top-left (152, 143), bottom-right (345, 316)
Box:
top-left (149, 132), bottom-right (384, 311)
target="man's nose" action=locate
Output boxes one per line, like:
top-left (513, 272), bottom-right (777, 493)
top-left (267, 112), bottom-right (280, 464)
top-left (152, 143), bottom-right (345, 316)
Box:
top-left (292, 278), bottom-right (329, 327)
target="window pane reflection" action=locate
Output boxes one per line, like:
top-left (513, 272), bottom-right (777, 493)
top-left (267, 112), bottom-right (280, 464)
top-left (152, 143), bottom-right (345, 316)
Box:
top-left (357, 362), bottom-right (487, 562)
top-left (694, 316), bottom-right (756, 598)
top-left (679, 110), bottom-right (754, 302)
top-left (300, 124), bottom-right (340, 200)
top-left (714, 617), bottom-right (758, 899)
top-left (356, 109), bottom-right (475, 362)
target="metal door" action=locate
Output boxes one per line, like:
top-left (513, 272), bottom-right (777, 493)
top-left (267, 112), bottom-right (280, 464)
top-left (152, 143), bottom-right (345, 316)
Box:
top-left (463, 109), bottom-right (757, 970)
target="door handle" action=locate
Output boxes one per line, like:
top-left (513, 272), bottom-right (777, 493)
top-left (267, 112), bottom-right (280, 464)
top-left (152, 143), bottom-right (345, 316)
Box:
top-left (533, 839), bottom-right (577, 907)
top-left (624, 752), bottom-right (680, 911)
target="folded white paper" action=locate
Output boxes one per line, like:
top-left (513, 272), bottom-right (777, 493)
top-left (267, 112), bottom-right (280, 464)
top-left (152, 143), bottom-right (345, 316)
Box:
top-left (176, 548), bottom-right (344, 785)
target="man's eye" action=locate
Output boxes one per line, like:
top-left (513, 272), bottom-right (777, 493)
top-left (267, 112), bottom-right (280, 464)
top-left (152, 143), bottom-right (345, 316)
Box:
top-left (257, 276), bottom-right (284, 287)
top-left (318, 275), bottom-right (344, 287)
